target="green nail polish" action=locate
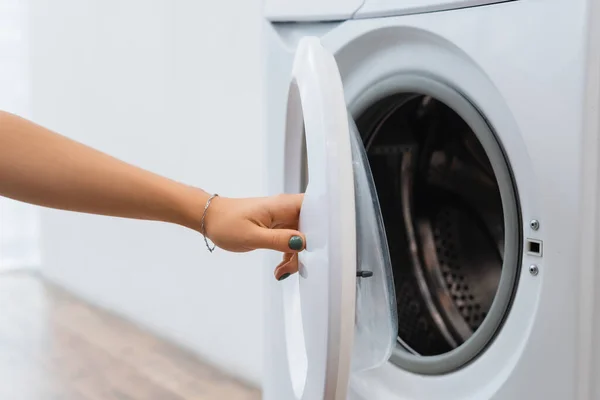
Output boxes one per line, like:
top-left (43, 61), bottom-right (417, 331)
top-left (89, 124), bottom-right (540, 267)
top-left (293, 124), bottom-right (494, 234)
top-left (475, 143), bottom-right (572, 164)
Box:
top-left (278, 273), bottom-right (291, 281)
top-left (288, 235), bottom-right (303, 251)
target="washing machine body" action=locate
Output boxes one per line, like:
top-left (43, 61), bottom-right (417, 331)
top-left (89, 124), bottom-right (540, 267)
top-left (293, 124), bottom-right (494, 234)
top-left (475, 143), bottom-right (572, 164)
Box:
top-left (263, 0), bottom-right (600, 399)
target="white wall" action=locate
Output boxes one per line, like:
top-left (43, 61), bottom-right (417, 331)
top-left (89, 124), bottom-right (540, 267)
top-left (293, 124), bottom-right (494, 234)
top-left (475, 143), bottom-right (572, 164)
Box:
top-left (30, 0), bottom-right (266, 386)
top-left (0, 0), bottom-right (40, 270)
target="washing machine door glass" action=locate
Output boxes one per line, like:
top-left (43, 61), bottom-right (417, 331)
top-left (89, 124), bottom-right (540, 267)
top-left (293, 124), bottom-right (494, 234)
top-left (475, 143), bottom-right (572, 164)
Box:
top-left (348, 115), bottom-right (398, 373)
top-left (283, 36), bottom-right (397, 399)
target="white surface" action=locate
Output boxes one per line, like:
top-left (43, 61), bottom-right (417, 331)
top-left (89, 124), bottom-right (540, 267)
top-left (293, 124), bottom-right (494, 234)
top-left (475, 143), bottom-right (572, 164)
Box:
top-left (264, 0), bottom-right (364, 22)
top-left (264, 0), bottom-right (593, 398)
top-left (30, 0), bottom-right (265, 386)
top-left (283, 37), bottom-right (357, 400)
top-left (576, 0), bottom-right (600, 398)
top-left (0, 0), bottom-right (40, 271)
top-left (354, 0), bottom-right (513, 18)
top-left (263, 0), bottom-right (511, 21)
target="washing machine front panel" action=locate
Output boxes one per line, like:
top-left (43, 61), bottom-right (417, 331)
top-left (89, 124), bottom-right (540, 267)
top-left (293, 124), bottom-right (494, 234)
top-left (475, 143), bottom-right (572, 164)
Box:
top-left (265, 0), bottom-right (589, 398)
top-left (319, 1), bottom-right (585, 398)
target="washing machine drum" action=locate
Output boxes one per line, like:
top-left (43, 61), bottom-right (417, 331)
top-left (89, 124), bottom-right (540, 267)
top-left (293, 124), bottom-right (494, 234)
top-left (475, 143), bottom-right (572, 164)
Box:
top-left (359, 93), bottom-right (511, 357)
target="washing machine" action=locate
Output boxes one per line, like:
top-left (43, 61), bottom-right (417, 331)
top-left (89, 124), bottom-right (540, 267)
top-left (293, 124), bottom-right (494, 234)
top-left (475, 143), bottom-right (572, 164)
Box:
top-left (262, 0), bottom-right (600, 399)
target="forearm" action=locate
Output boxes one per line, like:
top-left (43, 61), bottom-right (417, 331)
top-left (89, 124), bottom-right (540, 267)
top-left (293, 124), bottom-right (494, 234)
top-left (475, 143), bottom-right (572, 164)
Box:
top-left (0, 111), bottom-right (207, 230)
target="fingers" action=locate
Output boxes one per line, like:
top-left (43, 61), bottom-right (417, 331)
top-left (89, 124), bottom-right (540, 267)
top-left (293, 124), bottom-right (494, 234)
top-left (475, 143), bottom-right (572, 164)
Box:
top-left (267, 193), bottom-right (304, 225)
top-left (249, 226), bottom-right (306, 253)
top-left (274, 253), bottom-right (299, 281)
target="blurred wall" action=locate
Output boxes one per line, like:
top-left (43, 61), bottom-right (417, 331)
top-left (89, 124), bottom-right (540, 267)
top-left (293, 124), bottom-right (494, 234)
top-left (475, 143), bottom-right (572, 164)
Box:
top-left (29, 0), bottom-right (266, 386)
top-left (0, 0), bottom-right (40, 270)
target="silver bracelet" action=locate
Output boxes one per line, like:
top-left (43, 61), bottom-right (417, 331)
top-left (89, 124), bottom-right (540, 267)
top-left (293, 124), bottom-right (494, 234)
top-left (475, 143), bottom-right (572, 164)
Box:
top-left (201, 193), bottom-right (219, 253)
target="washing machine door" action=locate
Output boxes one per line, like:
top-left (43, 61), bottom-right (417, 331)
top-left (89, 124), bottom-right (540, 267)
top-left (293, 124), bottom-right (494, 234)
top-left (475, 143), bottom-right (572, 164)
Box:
top-left (282, 37), bottom-right (397, 400)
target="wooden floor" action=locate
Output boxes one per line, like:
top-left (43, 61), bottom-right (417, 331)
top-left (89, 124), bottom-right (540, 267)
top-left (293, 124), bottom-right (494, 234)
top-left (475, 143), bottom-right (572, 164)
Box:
top-left (0, 270), bottom-right (261, 400)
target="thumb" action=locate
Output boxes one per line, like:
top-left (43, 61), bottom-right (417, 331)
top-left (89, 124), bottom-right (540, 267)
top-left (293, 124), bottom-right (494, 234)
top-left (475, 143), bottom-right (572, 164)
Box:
top-left (249, 227), bottom-right (306, 253)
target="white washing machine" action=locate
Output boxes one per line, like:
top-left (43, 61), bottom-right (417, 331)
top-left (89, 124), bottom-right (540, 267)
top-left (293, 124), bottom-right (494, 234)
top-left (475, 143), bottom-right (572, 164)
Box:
top-left (262, 0), bottom-right (600, 399)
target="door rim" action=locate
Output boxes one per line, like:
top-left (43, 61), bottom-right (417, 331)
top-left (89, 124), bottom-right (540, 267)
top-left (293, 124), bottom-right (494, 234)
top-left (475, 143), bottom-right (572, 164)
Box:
top-left (347, 73), bottom-right (523, 375)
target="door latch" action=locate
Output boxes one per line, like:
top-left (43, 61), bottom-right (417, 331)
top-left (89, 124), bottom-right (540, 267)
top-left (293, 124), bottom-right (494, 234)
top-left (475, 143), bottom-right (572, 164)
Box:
top-left (356, 270), bottom-right (373, 278)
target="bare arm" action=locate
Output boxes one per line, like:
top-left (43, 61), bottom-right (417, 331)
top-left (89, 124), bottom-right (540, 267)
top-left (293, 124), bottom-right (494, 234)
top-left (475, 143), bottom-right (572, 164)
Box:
top-left (0, 111), bottom-right (304, 280)
top-left (0, 111), bottom-right (207, 231)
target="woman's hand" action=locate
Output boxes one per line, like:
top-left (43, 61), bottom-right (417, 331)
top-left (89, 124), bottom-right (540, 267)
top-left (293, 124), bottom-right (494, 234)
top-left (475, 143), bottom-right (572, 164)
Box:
top-left (203, 193), bottom-right (305, 281)
top-left (0, 111), bottom-right (304, 281)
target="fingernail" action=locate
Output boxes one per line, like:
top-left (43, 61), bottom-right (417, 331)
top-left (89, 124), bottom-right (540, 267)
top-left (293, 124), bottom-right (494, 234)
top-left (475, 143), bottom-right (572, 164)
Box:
top-left (288, 235), bottom-right (303, 251)
top-left (278, 273), bottom-right (291, 281)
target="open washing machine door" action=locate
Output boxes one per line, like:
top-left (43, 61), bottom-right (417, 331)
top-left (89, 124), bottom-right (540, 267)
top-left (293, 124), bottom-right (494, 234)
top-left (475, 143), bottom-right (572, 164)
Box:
top-left (281, 37), bottom-right (398, 400)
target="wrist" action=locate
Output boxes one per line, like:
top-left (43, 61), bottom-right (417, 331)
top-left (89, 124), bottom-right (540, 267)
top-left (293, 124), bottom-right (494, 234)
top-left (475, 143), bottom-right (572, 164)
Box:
top-left (174, 186), bottom-right (212, 233)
